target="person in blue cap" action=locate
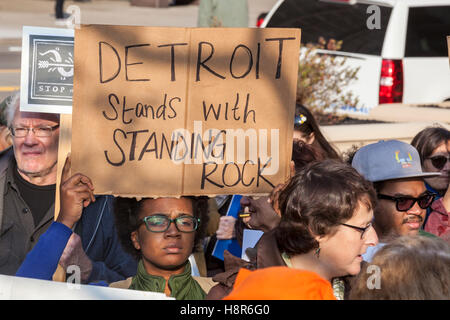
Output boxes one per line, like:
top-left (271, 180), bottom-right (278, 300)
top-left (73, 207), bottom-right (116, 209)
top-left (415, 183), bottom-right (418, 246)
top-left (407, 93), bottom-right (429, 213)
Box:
top-left (351, 140), bottom-right (440, 261)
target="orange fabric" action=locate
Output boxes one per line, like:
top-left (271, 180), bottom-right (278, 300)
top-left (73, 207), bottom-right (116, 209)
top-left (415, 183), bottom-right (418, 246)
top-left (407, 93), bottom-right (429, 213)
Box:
top-left (223, 266), bottom-right (336, 300)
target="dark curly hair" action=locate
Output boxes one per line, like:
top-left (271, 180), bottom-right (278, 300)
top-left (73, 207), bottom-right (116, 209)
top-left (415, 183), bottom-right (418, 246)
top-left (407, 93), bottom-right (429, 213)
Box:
top-left (114, 196), bottom-right (209, 260)
top-left (275, 160), bottom-right (376, 256)
top-left (291, 140), bottom-right (319, 173)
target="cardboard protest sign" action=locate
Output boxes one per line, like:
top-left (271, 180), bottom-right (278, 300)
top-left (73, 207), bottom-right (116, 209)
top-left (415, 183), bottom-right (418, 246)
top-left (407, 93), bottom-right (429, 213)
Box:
top-left (72, 25), bottom-right (300, 197)
top-left (447, 36), bottom-right (450, 65)
top-left (20, 26), bottom-right (74, 114)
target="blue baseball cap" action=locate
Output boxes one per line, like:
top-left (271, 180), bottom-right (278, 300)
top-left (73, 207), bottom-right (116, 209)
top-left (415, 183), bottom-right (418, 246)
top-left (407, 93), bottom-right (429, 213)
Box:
top-left (351, 140), bottom-right (441, 182)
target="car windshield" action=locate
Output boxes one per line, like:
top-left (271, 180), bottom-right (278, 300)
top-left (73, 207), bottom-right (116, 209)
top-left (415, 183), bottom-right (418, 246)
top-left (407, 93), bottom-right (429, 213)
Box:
top-left (266, 0), bottom-right (392, 55)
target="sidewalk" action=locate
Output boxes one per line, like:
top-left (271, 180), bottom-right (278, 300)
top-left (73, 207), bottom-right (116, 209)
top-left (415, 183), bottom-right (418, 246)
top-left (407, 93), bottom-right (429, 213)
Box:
top-left (0, 0), bottom-right (277, 42)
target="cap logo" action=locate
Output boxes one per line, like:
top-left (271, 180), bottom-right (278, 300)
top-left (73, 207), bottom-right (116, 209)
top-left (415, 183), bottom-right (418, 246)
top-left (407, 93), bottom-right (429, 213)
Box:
top-left (395, 151), bottom-right (412, 168)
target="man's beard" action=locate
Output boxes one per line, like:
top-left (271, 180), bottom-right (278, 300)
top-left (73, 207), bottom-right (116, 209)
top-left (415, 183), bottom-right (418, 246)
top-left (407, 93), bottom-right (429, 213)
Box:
top-left (402, 214), bottom-right (423, 225)
top-left (17, 160), bottom-right (58, 180)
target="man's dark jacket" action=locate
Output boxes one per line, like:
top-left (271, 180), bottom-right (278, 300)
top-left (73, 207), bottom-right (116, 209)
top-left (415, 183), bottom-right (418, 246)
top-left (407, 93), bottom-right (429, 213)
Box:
top-left (0, 147), bottom-right (137, 283)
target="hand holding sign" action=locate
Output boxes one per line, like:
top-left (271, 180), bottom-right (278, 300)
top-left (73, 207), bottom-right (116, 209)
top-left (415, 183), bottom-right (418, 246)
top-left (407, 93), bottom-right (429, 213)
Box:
top-left (57, 154), bottom-right (96, 229)
top-left (239, 196), bottom-right (280, 233)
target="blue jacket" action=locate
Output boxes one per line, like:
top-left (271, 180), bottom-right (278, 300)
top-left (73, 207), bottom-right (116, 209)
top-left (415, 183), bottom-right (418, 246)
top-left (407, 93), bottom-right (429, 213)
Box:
top-left (16, 221), bottom-right (73, 280)
top-left (16, 195), bottom-right (137, 284)
top-left (76, 195), bottom-right (137, 283)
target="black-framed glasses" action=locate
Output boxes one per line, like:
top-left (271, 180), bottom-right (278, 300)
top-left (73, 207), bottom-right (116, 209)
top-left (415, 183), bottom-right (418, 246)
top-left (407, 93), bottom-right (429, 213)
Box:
top-left (140, 214), bottom-right (200, 233)
top-left (341, 222), bottom-right (372, 239)
top-left (427, 155), bottom-right (450, 170)
top-left (377, 193), bottom-right (436, 212)
top-left (10, 124), bottom-right (60, 138)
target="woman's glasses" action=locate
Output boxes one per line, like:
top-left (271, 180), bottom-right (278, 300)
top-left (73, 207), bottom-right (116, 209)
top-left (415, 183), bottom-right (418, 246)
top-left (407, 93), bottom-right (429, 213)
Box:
top-left (340, 222), bottom-right (372, 239)
top-left (377, 193), bottom-right (436, 212)
top-left (140, 214), bottom-right (200, 233)
top-left (427, 155), bottom-right (450, 170)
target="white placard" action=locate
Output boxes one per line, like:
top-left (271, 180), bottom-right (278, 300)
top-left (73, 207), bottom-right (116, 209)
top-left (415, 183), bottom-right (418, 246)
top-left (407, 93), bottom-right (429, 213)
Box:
top-left (20, 26), bottom-right (74, 114)
top-left (0, 274), bottom-right (173, 300)
top-left (241, 229), bottom-right (264, 262)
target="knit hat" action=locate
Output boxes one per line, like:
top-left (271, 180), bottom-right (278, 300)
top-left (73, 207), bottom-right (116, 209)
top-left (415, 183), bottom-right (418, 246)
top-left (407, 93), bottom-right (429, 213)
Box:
top-left (223, 266), bottom-right (336, 300)
top-left (351, 140), bottom-right (440, 182)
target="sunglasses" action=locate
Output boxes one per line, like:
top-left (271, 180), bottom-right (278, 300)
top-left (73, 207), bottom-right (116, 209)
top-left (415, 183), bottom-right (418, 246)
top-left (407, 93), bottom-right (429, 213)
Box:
top-left (139, 214), bottom-right (200, 233)
top-left (377, 193), bottom-right (436, 212)
top-left (427, 155), bottom-right (450, 170)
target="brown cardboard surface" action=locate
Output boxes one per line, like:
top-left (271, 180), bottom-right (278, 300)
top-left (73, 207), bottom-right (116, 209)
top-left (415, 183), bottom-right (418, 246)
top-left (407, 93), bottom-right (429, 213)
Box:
top-left (448, 36), bottom-right (450, 65)
top-left (53, 113), bottom-right (72, 282)
top-left (72, 25), bottom-right (300, 197)
top-left (54, 113), bottom-right (72, 219)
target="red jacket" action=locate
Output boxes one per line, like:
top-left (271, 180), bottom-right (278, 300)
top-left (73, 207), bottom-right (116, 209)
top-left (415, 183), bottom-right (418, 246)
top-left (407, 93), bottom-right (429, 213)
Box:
top-left (425, 198), bottom-right (450, 243)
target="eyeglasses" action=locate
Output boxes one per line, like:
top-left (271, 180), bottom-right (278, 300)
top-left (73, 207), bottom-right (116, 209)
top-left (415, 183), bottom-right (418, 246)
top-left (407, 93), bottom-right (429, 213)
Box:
top-left (340, 222), bottom-right (372, 239)
top-left (427, 155), bottom-right (450, 170)
top-left (139, 214), bottom-right (200, 233)
top-left (10, 124), bottom-right (60, 138)
top-left (377, 193), bottom-right (436, 212)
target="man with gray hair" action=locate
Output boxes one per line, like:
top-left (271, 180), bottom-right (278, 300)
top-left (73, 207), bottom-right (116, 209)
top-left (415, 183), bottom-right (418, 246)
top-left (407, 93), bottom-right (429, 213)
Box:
top-left (0, 92), bottom-right (137, 283)
top-left (351, 140), bottom-right (440, 261)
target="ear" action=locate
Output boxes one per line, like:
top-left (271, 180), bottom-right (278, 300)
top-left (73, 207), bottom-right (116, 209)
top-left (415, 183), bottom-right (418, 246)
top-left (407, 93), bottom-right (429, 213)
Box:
top-left (130, 230), bottom-right (141, 251)
top-left (310, 226), bottom-right (329, 248)
top-left (313, 233), bottom-right (332, 254)
top-left (306, 132), bottom-right (315, 145)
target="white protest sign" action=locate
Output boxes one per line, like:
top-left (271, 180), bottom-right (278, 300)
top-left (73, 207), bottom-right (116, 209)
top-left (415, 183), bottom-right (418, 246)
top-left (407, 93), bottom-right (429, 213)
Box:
top-left (0, 274), bottom-right (173, 300)
top-left (241, 229), bottom-right (264, 262)
top-left (20, 26), bottom-right (74, 114)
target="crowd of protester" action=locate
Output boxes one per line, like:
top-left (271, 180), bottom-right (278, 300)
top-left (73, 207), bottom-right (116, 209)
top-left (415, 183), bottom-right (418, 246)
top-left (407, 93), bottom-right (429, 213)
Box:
top-left (1, 92), bottom-right (449, 300)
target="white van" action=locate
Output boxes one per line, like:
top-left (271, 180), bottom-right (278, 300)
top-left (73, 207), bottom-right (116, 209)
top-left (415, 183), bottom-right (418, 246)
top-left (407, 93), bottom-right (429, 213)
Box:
top-left (261, 0), bottom-right (450, 114)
